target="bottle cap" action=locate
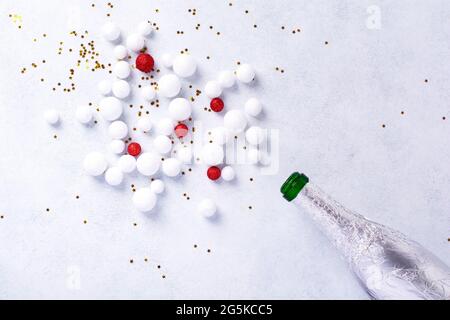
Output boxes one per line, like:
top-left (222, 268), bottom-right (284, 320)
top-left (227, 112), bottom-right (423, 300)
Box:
top-left (281, 172), bottom-right (309, 201)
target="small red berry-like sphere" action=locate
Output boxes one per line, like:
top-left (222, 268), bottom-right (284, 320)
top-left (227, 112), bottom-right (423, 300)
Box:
top-left (207, 166), bottom-right (221, 180)
top-left (174, 123), bottom-right (188, 138)
top-left (210, 97), bottom-right (224, 112)
top-left (127, 142), bottom-right (142, 156)
top-left (136, 53), bottom-right (154, 73)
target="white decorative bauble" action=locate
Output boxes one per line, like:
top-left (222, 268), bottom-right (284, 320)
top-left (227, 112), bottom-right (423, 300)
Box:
top-left (98, 79), bottom-right (112, 95)
top-left (112, 80), bottom-right (130, 99)
top-left (204, 80), bottom-right (222, 98)
top-left (244, 98), bottom-right (262, 117)
top-left (104, 167), bottom-right (123, 186)
top-left (221, 166), bottom-right (235, 181)
top-left (218, 70), bottom-right (235, 88)
top-left (137, 117), bottom-right (152, 132)
top-left (141, 85), bottom-right (156, 101)
top-left (224, 110), bottom-right (247, 133)
top-left (247, 148), bottom-right (260, 165)
top-left (102, 22), bottom-right (120, 42)
top-left (126, 33), bottom-right (145, 52)
top-left (162, 158), bottom-right (181, 177)
top-left (83, 152), bottom-right (108, 176)
top-left (245, 126), bottom-right (266, 146)
top-left (156, 117), bottom-right (175, 136)
top-left (154, 135), bottom-right (172, 154)
top-left (99, 97), bottom-right (123, 121)
top-left (201, 143), bottom-right (224, 166)
top-left (236, 63), bottom-right (255, 83)
top-left (168, 98), bottom-right (192, 121)
top-left (132, 188), bottom-right (157, 212)
top-left (197, 198), bottom-right (217, 218)
top-left (118, 154), bottom-right (136, 173)
top-left (108, 121), bottom-right (128, 140)
top-left (138, 21), bottom-right (153, 37)
top-left (109, 140), bottom-right (125, 154)
top-left (44, 109), bottom-right (59, 125)
top-left (158, 74), bottom-right (181, 98)
top-left (136, 152), bottom-right (161, 176)
top-left (207, 127), bottom-right (230, 145)
top-left (113, 61), bottom-right (131, 79)
top-left (161, 53), bottom-right (174, 68)
top-left (76, 105), bottom-right (92, 124)
top-left (176, 146), bottom-right (192, 164)
top-left (172, 54), bottom-right (196, 77)
top-left (113, 45), bottom-right (128, 60)
top-left (150, 179), bottom-right (165, 194)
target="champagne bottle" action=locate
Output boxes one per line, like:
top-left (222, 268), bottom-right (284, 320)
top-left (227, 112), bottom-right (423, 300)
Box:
top-left (281, 172), bottom-right (450, 300)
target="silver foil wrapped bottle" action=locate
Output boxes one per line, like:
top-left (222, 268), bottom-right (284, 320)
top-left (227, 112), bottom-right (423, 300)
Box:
top-left (281, 172), bottom-right (450, 300)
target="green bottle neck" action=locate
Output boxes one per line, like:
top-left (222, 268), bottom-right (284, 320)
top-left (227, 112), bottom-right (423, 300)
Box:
top-left (281, 172), bottom-right (309, 201)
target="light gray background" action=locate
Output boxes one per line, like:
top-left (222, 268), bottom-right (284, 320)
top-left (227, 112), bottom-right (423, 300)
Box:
top-left (0, 0), bottom-right (449, 299)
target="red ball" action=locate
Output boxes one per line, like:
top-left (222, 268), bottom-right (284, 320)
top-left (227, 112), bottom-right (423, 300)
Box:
top-left (210, 97), bottom-right (224, 112)
top-left (207, 166), bottom-right (221, 180)
top-left (174, 123), bottom-right (188, 138)
top-left (127, 142), bottom-right (142, 156)
top-left (136, 53), bottom-right (154, 73)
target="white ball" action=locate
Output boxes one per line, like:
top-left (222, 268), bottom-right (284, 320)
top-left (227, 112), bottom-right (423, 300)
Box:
top-left (221, 166), bottom-right (235, 181)
top-left (204, 80), bottom-right (222, 98)
top-left (173, 54), bottom-right (196, 78)
top-left (201, 143), bottom-right (224, 166)
top-left (224, 110), bottom-right (247, 133)
top-left (141, 86), bottom-right (156, 101)
top-left (83, 152), bottom-right (107, 176)
top-left (150, 179), bottom-right (165, 194)
top-left (218, 70), bottom-right (235, 88)
top-left (158, 74), bottom-right (181, 98)
top-left (104, 167), bottom-right (123, 186)
top-left (162, 158), bottom-right (181, 177)
top-left (168, 98), bottom-right (192, 121)
top-left (207, 127), bottom-right (230, 145)
top-left (138, 21), bottom-right (153, 37)
top-left (236, 64), bottom-right (255, 83)
top-left (154, 135), bottom-right (172, 154)
top-left (44, 109), bottom-right (59, 125)
top-left (108, 121), bottom-right (128, 139)
top-left (197, 198), bottom-right (217, 218)
top-left (109, 139), bottom-right (125, 154)
top-left (245, 126), bottom-right (266, 146)
top-left (161, 53), bottom-right (174, 68)
top-left (76, 105), bottom-right (92, 124)
top-left (98, 79), bottom-right (112, 95)
top-left (99, 97), bottom-right (123, 121)
top-left (118, 154), bottom-right (136, 173)
top-left (112, 80), bottom-right (130, 99)
top-left (102, 22), bottom-right (120, 42)
top-left (113, 45), bottom-right (128, 60)
top-left (247, 148), bottom-right (260, 165)
top-left (244, 98), bottom-right (262, 117)
top-left (132, 188), bottom-right (157, 212)
top-left (137, 117), bottom-right (152, 132)
top-left (156, 118), bottom-right (175, 136)
top-left (136, 152), bottom-right (161, 176)
top-left (113, 61), bottom-right (131, 79)
top-left (126, 33), bottom-right (145, 52)
top-left (176, 146), bottom-right (192, 164)
top-left (258, 151), bottom-right (271, 166)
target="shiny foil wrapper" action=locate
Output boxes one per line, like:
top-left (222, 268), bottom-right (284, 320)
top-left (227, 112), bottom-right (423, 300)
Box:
top-left (295, 183), bottom-right (450, 300)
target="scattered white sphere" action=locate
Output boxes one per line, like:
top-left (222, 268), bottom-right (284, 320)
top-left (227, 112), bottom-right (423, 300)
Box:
top-left (137, 117), bottom-right (152, 133)
top-left (247, 148), bottom-right (260, 165)
top-left (113, 45), bottom-right (128, 60)
top-left (136, 152), bottom-right (161, 176)
top-left (102, 22), bottom-right (120, 42)
top-left (118, 154), bottom-right (136, 173)
top-left (177, 146), bottom-right (192, 164)
top-left (201, 143), bottom-right (224, 166)
top-left (138, 21), bottom-right (153, 37)
top-left (161, 53), bottom-right (174, 68)
top-left (75, 105), bottom-right (93, 124)
top-left (154, 135), bottom-right (172, 154)
top-left (156, 118), bottom-right (175, 136)
top-left (83, 152), bottom-right (108, 176)
top-left (141, 85), bottom-right (156, 101)
top-left (126, 33), bottom-right (145, 52)
top-left (44, 109), bottom-right (59, 125)
top-left (207, 127), bottom-right (230, 145)
top-left (224, 110), bottom-right (247, 133)
top-left (162, 158), bottom-right (181, 177)
top-left (236, 64), bottom-right (255, 83)
top-left (104, 167), bottom-right (123, 186)
top-left (158, 74), bottom-right (181, 98)
top-left (109, 140), bottom-right (125, 154)
top-left (244, 98), bottom-right (262, 117)
top-left (221, 166), bottom-right (235, 181)
top-left (112, 80), bottom-right (130, 99)
top-left (132, 188), bottom-right (157, 212)
top-left (113, 61), bottom-right (131, 79)
top-left (108, 121), bottom-right (128, 140)
top-left (98, 79), bottom-right (112, 95)
top-left (99, 97), bottom-right (123, 121)
top-left (150, 179), bottom-right (165, 194)
top-left (218, 70), bottom-right (235, 88)
top-left (197, 198), bottom-right (217, 218)
top-left (245, 126), bottom-right (266, 146)
top-left (168, 98), bottom-right (192, 121)
top-left (204, 80), bottom-right (222, 98)
top-left (172, 54), bottom-right (197, 78)
top-left (258, 151), bottom-right (271, 166)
